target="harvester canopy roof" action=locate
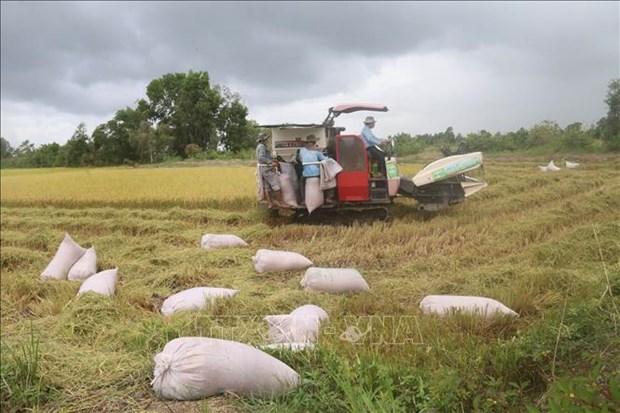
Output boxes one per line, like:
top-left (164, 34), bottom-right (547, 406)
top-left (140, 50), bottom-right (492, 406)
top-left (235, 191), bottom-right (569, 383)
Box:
top-left (329, 103), bottom-right (388, 115)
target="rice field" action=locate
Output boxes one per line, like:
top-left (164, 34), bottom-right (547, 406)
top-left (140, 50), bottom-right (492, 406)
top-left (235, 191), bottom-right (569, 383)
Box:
top-left (0, 166), bottom-right (258, 208)
top-left (1, 155), bottom-right (619, 412)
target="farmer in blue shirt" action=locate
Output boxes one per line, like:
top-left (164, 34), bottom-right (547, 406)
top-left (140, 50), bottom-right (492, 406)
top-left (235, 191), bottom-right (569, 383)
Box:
top-left (298, 134), bottom-right (333, 203)
top-left (361, 116), bottom-right (389, 176)
top-left (299, 134), bottom-right (327, 177)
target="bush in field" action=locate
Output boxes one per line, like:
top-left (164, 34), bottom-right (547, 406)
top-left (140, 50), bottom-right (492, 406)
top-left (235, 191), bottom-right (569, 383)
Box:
top-left (184, 143), bottom-right (202, 158)
top-left (391, 132), bottom-right (427, 156)
top-left (560, 122), bottom-right (595, 151)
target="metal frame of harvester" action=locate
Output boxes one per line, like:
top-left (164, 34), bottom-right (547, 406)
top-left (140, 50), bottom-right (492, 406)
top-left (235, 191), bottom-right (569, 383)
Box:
top-left (259, 104), bottom-right (487, 218)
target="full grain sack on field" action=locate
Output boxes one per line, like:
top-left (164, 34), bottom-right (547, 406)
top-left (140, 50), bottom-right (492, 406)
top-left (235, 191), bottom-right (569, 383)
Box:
top-left (41, 233), bottom-right (87, 280)
top-left (200, 234), bottom-right (248, 250)
top-left (77, 268), bottom-right (118, 297)
top-left (301, 268), bottom-right (370, 293)
top-left (419, 295), bottom-right (518, 317)
top-left (152, 337), bottom-right (300, 400)
top-left (161, 287), bottom-right (239, 316)
top-left (265, 304), bottom-right (328, 344)
top-left (67, 247), bottom-right (97, 281)
top-left (253, 249), bottom-right (313, 273)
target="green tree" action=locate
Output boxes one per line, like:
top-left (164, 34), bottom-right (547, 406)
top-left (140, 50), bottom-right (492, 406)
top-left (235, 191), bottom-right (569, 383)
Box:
top-left (145, 71), bottom-right (222, 155)
top-left (93, 107), bottom-right (147, 165)
top-left (561, 122), bottom-right (593, 150)
top-left (216, 86), bottom-right (252, 152)
top-left (152, 123), bottom-right (175, 162)
top-left (443, 126), bottom-right (456, 144)
top-left (527, 121), bottom-right (561, 148)
top-left (129, 121), bottom-right (156, 163)
top-left (503, 128), bottom-right (529, 151)
top-left (603, 78), bottom-right (620, 151)
top-left (464, 130), bottom-right (495, 151)
top-left (30, 143), bottom-right (61, 167)
top-left (65, 123), bottom-right (93, 166)
top-left (14, 140), bottom-right (35, 157)
top-left (390, 132), bottom-right (427, 156)
top-left (0, 137), bottom-right (13, 159)
top-left (128, 120), bottom-right (173, 164)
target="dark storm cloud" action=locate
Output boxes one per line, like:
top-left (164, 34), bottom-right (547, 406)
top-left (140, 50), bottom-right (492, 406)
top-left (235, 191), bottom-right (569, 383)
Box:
top-left (1, 1), bottom-right (618, 139)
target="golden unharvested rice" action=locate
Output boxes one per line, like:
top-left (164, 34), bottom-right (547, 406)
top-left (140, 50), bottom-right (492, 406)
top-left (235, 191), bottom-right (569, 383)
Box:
top-left (1, 166), bottom-right (258, 204)
top-left (0, 164), bottom-right (423, 205)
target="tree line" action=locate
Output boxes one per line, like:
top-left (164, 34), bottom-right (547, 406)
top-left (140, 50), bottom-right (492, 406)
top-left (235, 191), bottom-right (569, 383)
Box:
top-left (1, 76), bottom-right (618, 168)
top-left (390, 79), bottom-right (619, 156)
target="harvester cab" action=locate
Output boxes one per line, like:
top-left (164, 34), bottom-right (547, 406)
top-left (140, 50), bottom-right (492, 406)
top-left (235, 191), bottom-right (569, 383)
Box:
top-left (259, 104), bottom-right (487, 215)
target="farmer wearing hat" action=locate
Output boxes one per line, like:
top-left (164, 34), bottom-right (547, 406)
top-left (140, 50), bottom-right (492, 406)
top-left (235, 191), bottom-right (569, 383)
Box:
top-left (298, 134), bottom-right (327, 179)
top-left (297, 134), bottom-right (331, 204)
top-left (361, 116), bottom-right (389, 176)
top-left (256, 133), bottom-right (291, 209)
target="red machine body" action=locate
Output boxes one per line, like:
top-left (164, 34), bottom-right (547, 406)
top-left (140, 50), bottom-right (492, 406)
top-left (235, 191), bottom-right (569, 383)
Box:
top-left (334, 134), bottom-right (370, 202)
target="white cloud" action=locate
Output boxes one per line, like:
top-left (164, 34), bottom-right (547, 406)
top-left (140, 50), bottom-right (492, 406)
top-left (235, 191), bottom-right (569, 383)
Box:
top-left (1, 2), bottom-right (616, 145)
top-left (2, 44), bottom-right (612, 147)
top-left (0, 101), bottom-right (111, 146)
top-left (0, 79), bottom-right (146, 145)
top-left (251, 47), bottom-right (611, 138)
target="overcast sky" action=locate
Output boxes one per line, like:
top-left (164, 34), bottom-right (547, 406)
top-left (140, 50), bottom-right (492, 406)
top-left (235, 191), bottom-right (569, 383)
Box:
top-left (1, 1), bottom-right (618, 146)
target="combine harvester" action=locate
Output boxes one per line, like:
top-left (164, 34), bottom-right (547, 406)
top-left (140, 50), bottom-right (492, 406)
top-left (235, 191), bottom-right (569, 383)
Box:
top-left (260, 104), bottom-right (487, 219)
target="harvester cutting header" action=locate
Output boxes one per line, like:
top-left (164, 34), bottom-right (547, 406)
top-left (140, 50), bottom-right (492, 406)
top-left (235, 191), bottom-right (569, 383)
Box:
top-left (257, 104), bottom-right (487, 218)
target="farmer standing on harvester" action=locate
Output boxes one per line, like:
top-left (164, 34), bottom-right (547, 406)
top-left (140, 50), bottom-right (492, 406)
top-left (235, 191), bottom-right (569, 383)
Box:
top-left (361, 116), bottom-right (390, 176)
top-left (256, 133), bottom-right (292, 209)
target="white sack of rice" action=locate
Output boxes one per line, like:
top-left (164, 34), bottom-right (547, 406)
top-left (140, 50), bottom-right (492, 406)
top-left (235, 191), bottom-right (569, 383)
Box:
top-left (151, 337), bottom-right (299, 400)
top-left (200, 234), bottom-right (248, 250)
top-left (41, 233), bottom-right (86, 280)
top-left (253, 249), bottom-right (313, 273)
top-left (67, 247), bottom-right (97, 281)
top-left (264, 304), bottom-right (328, 344)
top-left (300, 268), bottom-right (370, 293)
top-left (161, 287), bottom-right (239, 316)
top-left (419, 295), bottom-right (518, 317)
top-left (77, 268), bottom-right (118, 297)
